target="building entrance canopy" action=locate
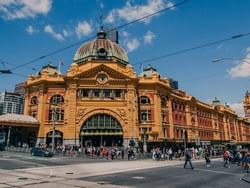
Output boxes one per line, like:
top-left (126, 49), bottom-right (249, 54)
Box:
top-left (0, 114), bottom-right (39, 127)
top-left (0, 114), bottom-right (39, 147)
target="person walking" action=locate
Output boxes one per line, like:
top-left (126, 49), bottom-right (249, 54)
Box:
top-left (205, 148), bottom-right (211, 167)
top-left (184, 148), bottom-right (194, 169)
top-left (223, 149), bottom-right (230, 168)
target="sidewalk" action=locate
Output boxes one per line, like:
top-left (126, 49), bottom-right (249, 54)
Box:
top-left (0, 155), bottom-right (223, 188)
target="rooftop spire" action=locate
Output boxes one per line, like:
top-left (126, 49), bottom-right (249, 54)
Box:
top-left (97, 0), bottom-right (106, 39)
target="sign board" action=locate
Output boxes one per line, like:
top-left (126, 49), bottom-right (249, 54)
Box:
top-left (195, 137), bottom-right (200, 146)
top-left (200, 141), bottom-right (211, 146)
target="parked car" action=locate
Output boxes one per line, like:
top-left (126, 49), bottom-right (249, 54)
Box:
top-left (30, 147), bottom-right (53, 157)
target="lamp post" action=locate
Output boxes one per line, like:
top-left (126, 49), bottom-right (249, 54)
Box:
top-left (7, 127), bottom-right (11, 147)
top-left (142, 128), bottom-right (147, 156)
top-left (162, 127), bottom-right (167, 160)
top-left (51, 108), bottom-right (57, 153)
top-left (184, 130), bottom-right (188, 151)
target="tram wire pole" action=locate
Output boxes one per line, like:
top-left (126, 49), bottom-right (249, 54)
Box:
top-left (52, 108), bottom-right (57, 153)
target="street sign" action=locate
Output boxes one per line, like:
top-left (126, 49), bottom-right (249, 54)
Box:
top-left (195, 137), bottom-right (200, 146)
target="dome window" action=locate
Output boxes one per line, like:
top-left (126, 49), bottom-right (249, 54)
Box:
top-left (98, 48), bottom-right (107, 58)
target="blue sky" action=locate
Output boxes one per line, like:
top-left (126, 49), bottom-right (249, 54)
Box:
top-left (1, 0), bottom-right (250, 116)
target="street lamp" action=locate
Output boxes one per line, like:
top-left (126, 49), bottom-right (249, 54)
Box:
top-left (51, 108), bottom-right (58, 153)
top-left (184, 130), bottom-right (188, 151)
top-left (162, 127), bottom-right (167, 160)
top-left (142, 128), bottom-right (147, 155)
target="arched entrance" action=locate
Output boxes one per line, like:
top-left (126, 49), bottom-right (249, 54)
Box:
top-left (80, 114), bottom-right (123, 147)
top-left (46, 130), bottom-right (63, 147)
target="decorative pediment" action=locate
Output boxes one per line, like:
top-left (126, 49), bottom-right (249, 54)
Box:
top-left (75, 64), bottom-right (134, 81)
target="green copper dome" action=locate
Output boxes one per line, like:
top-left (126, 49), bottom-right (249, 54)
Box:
top-left (73, 30), bottom-right (129, 65)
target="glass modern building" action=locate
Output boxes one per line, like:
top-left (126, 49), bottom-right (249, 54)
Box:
top-left (0, 92), bottom-right (24, 115)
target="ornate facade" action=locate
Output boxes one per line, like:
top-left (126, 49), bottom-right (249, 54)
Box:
top-left (23, 29), bottom-right (250, 149)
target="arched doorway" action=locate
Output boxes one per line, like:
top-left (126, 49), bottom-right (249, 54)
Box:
top-left (80, 114), bottom-right (123, 147)
top-left (46, 130), bottom-right (63, 147)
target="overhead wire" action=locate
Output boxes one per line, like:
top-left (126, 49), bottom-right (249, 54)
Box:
top-left (0, 58), bottom-right (36, 72)
top-left (133, 32), bottom-right (250, 66)
top-left (9, 0), bottom-right (189, 72)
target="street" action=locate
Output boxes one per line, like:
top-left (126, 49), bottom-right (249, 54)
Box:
top-left (0, 151), bottom-right (249, 188)
top-left (80, 161), bottom-right (250, 188)
top-left (0, 151), bottom-right (112, 170)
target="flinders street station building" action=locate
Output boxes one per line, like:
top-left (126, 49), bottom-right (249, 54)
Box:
top-left (1, 28), bottom-right (250, 150)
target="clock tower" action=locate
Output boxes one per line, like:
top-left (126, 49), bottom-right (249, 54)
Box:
top-left (243, 90), bottom-right (250, 119)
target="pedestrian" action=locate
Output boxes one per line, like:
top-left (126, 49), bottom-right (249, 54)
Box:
top-left (205, 148), bottom-right (211, 167)
top-left (184, 148), bottom-right (194, 169)
top-left (121, 149), bottom-right (124, 160)
top-left (223, 149), bottom-right (230, 168)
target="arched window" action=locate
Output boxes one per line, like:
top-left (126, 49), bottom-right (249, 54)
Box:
top-left (81, 114), bottom-right (122, 135)
top-left (50, 95), bottom-right (64, 105)
top-left (30, 96), bottom-right (38, 105)
top-left (161, 97), bottom-right (168, 107)
top-left (139, 96), bottom-right (151, 104)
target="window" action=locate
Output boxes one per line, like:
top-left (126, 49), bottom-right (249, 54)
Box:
top-left (49, 108), bottom-right (64, 121)
top-left (93, 89), bottom-right (101, 97)
top-left (140, 110), bottom-right (151, 121)
top-left (114, 90), bottom-right (121, 98)
top-left (81, 114), bottom-right (122, 129)
top-left (161, 97), bottom-right (167, 107)
top-left (104, 89), bottom-right (111, 98)
top-left (140, 96), bottom-right (150, 104)
top-left (30, 96), bottom-right (38, 105)
top-left (50, 95), bottom-right (64, 104)
top-left (81, 89), bottom-right (90, 97)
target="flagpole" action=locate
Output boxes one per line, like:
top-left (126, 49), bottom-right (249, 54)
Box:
top-left (58, 60), bottom-right (61, 73)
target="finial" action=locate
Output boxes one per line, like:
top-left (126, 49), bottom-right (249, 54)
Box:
top-left (97, 0), bottom-right (106, 39)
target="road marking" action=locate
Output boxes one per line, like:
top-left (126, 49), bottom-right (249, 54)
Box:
top-left (132, 176), bottom-right (145, 180)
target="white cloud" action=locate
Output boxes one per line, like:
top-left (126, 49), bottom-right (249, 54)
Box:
top-left (121, 31), bottom-right (130, 37)
top-left (62, 29), bottom-right (71, 37)
top-left (246, 47), bottom-right (250, 53)
top-left (75, 21), bottom-right (93, 38)
top-left (126, 38), bottom-right (140, 52)
top-left (26, 25), bottom-right (36, 35)
top-left (0, 0), bottom-right (52, 20)
top-left (44, 24), bottom-right (64, 41)
top-left (144, 31), bottom-right (155, 44)
top-left (228, 49), bottom-right (250, 78)
top-left (166, 2), bottom-right (175, 10)
top-left (229, 102), bottom-right (245, 117)
top-left (105, 0), bottom-right (174, 24)
top-left (216, 44), bottom-right (223, 49)
top-left (105, 11), bottom-right (114, 23)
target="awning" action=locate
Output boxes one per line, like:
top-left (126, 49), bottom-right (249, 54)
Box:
top-left (80, 131), bottom-right (123, 136)
top-left (47, 134), bottom-right (62, 138)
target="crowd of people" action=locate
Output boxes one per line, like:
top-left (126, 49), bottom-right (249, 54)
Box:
top-left (4, 141), bottom-right (250, 173)
top-left (223, 148), bottom-right (250, 173)
top-left (151, 146), bottom-right (250, 173)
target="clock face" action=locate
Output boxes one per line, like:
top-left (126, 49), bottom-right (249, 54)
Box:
top-left (97, 74), bottom-right (108, 84)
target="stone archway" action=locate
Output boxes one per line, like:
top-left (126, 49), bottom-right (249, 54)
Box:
top-left (46, 130), bottom-right (63, 147)
top-left (80, 113), bottom-right (123, 147)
